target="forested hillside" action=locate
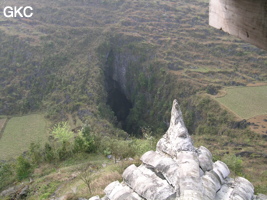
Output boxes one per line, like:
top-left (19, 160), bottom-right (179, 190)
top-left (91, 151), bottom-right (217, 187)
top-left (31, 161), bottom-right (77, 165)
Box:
top-left (0, 0), bottom-right (267, 197)
top-left (1, 0), bottom-right (266, 130)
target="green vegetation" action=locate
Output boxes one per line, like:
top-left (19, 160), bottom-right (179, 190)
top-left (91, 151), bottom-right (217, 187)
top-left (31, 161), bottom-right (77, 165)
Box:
top-left (0, 121), bottom-right (153, 199)
top-left (51, 122), bottom-right (73, 143)
top-left (16, 156), bottom-right (32, 181)
top-left (0, 114), bottom-right (48, 160)
top-left (0, 162), bottom-right (15, 190)
top-left (222, 154), bottom-right (243, 177)
top-left (216, 86), bottom-right (267, 119)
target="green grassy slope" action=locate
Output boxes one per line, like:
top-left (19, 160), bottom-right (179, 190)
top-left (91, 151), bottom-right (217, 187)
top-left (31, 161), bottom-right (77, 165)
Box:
top-left (0, 114), bottom-right (48, 160)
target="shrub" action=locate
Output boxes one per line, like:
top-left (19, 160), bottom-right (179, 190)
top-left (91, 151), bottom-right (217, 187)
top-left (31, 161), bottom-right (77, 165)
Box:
top-left (29, 142), bottom-right (42, 164)
top-left (206, 85), bottom-right (219, 95)
top-left (80, 124), bottom-right (97, 153)
top-left (16, 156), bottom-right (32, 181)
top-left (0, 163), bottom-right (14, 190)
top-left (58, 141), bottom-right (73, 161)
top-left (51, 122), bottom-right (73, 142)
top-left (73, 136), bottom-right (87, 153)
top-left (196, 124), bottom-right (218, 135)
top-left (132, 139), bottom-right (152, 156)
top-left (222, 154), bottom-right (243, 176)
top-left (44, 143), bottom-right (56, 162)
top-left (109, 139), bottom-right (136, 163)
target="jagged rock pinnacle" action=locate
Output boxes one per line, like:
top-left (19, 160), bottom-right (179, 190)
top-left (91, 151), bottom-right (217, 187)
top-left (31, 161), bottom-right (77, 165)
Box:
top-left (156, 99), bottom-right (195, 156)
top-left (168, 99), bottom-right (188, 138)
top-left (90, 100), bottom-right (267, 200)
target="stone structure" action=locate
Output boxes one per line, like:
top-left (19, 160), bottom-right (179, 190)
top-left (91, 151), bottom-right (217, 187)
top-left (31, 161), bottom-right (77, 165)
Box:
top-left (209, 0), bottom-right (267, 51)
top-left (90, 100), bottom-right (267, 200)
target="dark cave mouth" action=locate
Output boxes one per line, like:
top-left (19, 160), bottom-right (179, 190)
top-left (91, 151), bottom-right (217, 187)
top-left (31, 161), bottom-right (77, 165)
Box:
top-left (106, 81), bottom-right (133, 131)
top-left (104, 49), bottom-right (133, 132)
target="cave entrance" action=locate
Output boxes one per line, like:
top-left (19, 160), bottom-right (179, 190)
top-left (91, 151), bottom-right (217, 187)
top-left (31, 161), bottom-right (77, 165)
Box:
top-left (106, 81), bottom-right (132, 130)
top-left (104, 49), bottom-right (133, 132)
top-left (105, 74), bottom-right (132, 131)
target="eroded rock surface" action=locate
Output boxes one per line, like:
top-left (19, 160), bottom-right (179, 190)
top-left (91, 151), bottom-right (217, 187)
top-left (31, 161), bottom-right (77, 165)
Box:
top-left (90, 100), bottom-right (267, 200)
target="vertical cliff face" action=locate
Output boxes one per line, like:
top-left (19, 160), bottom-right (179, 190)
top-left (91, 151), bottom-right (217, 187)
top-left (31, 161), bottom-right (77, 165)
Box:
top-left (109, 50), bottom-right (141, 98)
top-left (90, 100), bottom-right (267, 200)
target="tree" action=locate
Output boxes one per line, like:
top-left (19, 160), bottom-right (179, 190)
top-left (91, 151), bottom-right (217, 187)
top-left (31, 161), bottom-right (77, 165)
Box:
top-left (79, 165), bottom-right (99, 194)
top-left (73, 135), bottom-right (87, 153)
top-left (51, 122), bottom-right (73, 142)
top-left (51, 122), bottom-right (74, 160)
top-left (80, 122), bottom-right (97, 153)
top-left (141, 126), bottom-right (154, 149)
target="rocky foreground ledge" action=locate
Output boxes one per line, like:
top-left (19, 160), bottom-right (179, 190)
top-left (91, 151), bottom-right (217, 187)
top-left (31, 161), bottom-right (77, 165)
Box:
top-left (90, 100), bottom-right (267, 200)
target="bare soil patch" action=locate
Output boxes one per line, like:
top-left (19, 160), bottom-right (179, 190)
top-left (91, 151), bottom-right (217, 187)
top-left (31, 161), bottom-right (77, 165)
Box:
top-left (247, 82), bottom-right (267, 87)
top-left (247, 114), bottom-right (267, 135)
top-left (214, 89), bottom-right (227, 98)
top-left (0, 119), bottom-right (7, 131)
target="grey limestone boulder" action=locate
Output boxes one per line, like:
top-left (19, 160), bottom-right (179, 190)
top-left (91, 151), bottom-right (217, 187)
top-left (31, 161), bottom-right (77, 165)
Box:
top-left (103, 181), bottom-right (143, 200)
top-left (229, 177), bottom-right (254, 200)
top-left (90, 99), bottom-right (266, 200)
top-left (202, 171), bottom-right (222, 200)
top-left (89, 196), bottom-right (101, 200)
top-left (122, 164), bottom-right (176, 200)
top-left (140, 150), bottom-right (180, 190)
top-left (254, 194), bottom-right (267, 200)
top-left (197, 146), bottom-right (213, 172)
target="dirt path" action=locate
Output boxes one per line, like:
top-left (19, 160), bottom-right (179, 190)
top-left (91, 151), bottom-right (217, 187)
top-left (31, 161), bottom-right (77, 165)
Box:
top-left (246, 82), bottom-right (267, 87)
top-left (0, 118), bottom-right (9, 140)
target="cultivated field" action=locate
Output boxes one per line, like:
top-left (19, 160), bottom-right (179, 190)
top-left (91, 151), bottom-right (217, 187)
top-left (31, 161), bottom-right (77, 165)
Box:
top-left (215, 86), bottom-right (267, 119)
top-left (0, 114), bottom-right (49, 160)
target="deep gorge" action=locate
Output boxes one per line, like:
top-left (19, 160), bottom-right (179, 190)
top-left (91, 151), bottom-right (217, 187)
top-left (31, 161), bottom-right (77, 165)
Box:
top-left (104, 49), bottom-right (134, 133)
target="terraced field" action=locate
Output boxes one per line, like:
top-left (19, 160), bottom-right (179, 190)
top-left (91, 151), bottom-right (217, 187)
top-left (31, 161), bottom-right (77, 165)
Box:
top-left (0, 114), bottom-right (49, 160)
top-left (215, 85), bottom-right (267, 119)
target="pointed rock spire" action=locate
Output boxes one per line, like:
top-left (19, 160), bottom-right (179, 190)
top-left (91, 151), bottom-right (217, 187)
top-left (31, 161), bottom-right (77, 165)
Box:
top-left (156, 99), bottom-right (195, 157)
top-left (167, 99), bottom-right (189, 139)
top-left (167, 99), bottom-right (188, 137)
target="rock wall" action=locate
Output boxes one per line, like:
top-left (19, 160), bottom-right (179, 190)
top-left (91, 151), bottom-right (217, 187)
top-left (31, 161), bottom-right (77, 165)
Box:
top-left (90, 100), bottom-right (267, 200)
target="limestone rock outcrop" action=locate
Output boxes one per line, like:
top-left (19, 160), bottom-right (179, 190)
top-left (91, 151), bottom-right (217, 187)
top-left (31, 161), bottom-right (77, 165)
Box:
top-left (90, 100), bottom-right (267, 200)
